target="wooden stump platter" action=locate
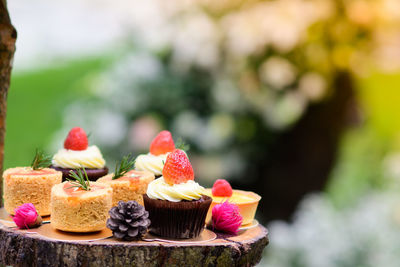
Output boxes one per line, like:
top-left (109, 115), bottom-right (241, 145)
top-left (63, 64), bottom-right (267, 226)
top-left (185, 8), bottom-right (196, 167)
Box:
top-left (0, 219), bottom-right (269, 267)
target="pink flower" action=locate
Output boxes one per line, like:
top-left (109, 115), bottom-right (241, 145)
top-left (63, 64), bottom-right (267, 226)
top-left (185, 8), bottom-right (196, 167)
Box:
top-left (212, 201), bottom-right (243, 234)
top-left (13, 203), bottom-right (40, 229)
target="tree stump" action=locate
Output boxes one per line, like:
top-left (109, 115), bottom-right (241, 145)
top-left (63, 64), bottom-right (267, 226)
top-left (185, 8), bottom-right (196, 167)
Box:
top-left (0, 223), bottom-right (268, 267)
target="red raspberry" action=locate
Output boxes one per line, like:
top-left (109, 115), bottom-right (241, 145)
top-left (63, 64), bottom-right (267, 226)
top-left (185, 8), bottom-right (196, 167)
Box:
top-left (212, 179), bottom-right (233, 197)
top-left (64, 127), bottom-right (89, 151)
top-left (162, 149), bottom-right (194, 185)
top-left (149, 130), bottom-right (175, 156)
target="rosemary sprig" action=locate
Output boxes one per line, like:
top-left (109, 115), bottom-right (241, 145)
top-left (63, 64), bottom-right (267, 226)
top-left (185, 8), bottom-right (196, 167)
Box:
top-left (112, 154), bottom-right (136, 180)
top-left (31, 149), bottom-right (52, 170)
top-left (66, 168), bottom-right (91, 191)
top-left (176, 138), bottom-right (190, 152)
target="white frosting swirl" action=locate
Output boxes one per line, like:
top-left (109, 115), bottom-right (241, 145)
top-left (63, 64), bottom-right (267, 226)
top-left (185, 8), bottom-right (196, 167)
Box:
top-left (146, 177), bottom-right (205, 202)
top-left (52, 145), bottom-right (106, 169)
top-left (135, 153), bottom-right (167, 176)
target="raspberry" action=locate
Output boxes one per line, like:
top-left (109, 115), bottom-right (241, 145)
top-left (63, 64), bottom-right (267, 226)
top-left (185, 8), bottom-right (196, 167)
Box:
top-left (212, 179), bottom-right (233, 197)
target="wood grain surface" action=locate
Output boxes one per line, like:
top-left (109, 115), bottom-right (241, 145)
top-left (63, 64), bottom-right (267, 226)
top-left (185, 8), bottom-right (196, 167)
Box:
top-left (0, 223), bottom-right (269, 267)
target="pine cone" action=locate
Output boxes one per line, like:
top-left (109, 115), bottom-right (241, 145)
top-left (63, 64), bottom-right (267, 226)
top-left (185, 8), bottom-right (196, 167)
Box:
top-left (107, 201), bottom-right (151, 241)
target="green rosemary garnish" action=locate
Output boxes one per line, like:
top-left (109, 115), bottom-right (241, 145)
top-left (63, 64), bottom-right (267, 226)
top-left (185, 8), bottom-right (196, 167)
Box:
top-left (176, 138), bottom-right (190, 152)
top-left (66, 168), bottom-right (91, 191)
top-left (31, 149), bottom-right (52, 170)
top-left (112, 154), bottom-right (136, 180)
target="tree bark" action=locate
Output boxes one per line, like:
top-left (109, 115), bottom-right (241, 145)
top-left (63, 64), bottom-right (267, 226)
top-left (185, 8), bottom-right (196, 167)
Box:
top-left (0, 224), bottom-right (269, 267)
top-left (0, 0), bottom-right (16, 207)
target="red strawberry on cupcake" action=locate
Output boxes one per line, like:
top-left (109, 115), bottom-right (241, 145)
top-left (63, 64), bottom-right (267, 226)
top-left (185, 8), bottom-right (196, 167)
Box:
top-left (135, 130), bottom-right (176, 177)
top-left (64, 127), bottom-right (89, 151)
top-left (163, 149), bottom-right (194, 185)
top-left (150, 130), bottom-right (175, 156)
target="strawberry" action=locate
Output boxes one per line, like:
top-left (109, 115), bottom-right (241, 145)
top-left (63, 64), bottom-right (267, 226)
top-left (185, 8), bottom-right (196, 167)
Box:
top-left (162, 149), bottom-right (194, 185)
top-left (64, 127), bottom-right (89, 151)
top-left (212, 179), bottom-right (233, 197)
top-left (149, 130), bottom-right (175, 156)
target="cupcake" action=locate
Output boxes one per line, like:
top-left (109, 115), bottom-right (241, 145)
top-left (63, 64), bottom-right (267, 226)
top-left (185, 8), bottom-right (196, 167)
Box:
top-left (135, 130), bottom-right (175, 178)
top-left (51, 169), bottom-right (112, 232)
top-left (97, 154), bottom-right (155, 206)
top-left (51, 127), bottom-right (108, 181)
top-left (143, 149), bottom-right (211, 239)
top-left (3, 150), bottom-right (62, 216)
top-left (204, 179), bottom-right (261, 226)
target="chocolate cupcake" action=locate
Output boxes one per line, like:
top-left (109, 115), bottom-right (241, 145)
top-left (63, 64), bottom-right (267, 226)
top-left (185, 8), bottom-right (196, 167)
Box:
top-left (143, 149), bottom-right (211, 239)
top-left (50, 127), bottom-right (108, 181)
top-left (143, 194), bottom-right (211, 238)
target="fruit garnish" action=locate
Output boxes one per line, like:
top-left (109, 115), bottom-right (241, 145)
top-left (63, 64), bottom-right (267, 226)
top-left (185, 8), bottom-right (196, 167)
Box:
top-left (149, 130), bottom-right (175, 156)
top-left (162, 149), bottom-right (194, 185)
top-left (31, 149), bottom-right (52, 170)
top-left (66, 168), bottom-right (91, 191)
top-left (112, 154), bottom-right (136, 180)
top-left (64, 127), bottom-right (89, 151)
top-left (212, 179), bottom-right (233, 197)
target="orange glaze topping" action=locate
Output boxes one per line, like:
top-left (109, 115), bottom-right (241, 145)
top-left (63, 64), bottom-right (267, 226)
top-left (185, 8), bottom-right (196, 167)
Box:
top-left (9, 168), bottom-right (55, 176)
top-left (63, 182), bottom-right (105, 196)
top-left (104, 170), bottom-right (142, 183)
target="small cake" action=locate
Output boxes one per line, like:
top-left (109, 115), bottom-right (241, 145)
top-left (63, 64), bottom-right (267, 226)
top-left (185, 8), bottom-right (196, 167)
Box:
top-left (51, 127), bottom-right (108, 181)
top-left (3, 150), bottom-right (62, 216)
top-left (97, 170), bottom-right (155, 206)
top-left (143, 149), bottom-right (211, 239)
top-left (204, 179), bottom-right (261, 226)
top-left (51, 178), bottom-right (112, 232)
top-left (135, 130), bottom-right (175, 177)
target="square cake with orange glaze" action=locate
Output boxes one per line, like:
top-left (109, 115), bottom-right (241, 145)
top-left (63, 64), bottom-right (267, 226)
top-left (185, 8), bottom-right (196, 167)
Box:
top-left (3, 167), bottom-right (62, 216)
top-left (51, 181), bottom-right (112, 232)
top-left (204, 179), bottom-right (261, 226)
top-left (97, 170), bottom-right (154, 206)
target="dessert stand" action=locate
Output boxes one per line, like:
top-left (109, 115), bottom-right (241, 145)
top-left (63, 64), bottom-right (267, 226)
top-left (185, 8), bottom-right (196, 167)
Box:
top-left (0, 216), bottom-right (269, 266)
top-left (0, 5), bottom-right (269, 266)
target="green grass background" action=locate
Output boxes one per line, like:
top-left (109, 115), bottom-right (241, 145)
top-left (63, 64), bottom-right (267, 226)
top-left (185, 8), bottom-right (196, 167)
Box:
top-left (4, 57), bottom-right (108, 169)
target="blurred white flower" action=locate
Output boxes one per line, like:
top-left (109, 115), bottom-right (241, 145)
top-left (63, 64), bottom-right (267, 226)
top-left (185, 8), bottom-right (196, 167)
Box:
top-left (209, 113), bottom-right (234, 141)
top-left (60, 104), bottom-right (127, 147)
top-left (171, 12), bottom-right (220, 70)
top-left (263, 91), bottom-right (307, 130)
top-left (260, 57), bottom-right (297, 89)
top-left (298, 72), bottom-right (327, 101)
top-left (92, 109), bottom-right (127, 147)
top-left (172, 111), bottom-right (204, 140)
top-left (262, 192), bottom-right (400, 267)
top-left (212, 77), bottom-right (243, 111)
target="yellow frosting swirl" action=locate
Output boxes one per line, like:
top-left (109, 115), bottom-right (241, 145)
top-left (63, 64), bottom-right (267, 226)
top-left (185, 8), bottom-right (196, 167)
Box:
top-left (146, 177), bottom-right (205, 202)
top-left (135, 153), bottom-right (167, 176)
top-left (52, 146), bottom-right (106, 169)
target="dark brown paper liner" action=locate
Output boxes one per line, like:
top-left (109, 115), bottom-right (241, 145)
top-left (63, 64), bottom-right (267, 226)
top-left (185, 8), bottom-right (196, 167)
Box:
top-left (50, 166), bottom-right (109, 181)
top-left (143, 194), bottom-right (212, 239)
